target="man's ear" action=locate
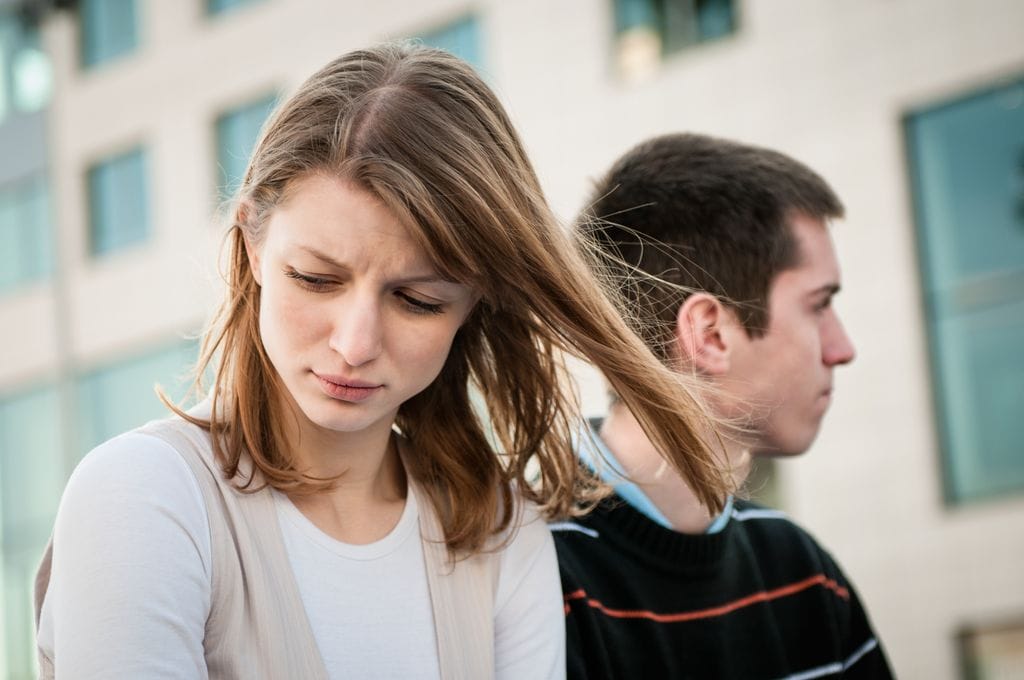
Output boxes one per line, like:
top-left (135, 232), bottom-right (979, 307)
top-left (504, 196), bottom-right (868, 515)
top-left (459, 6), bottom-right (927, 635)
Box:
top-left (238, 202), bottom-right (262, 286)
top-left (673, 293), bottom-right (732, 375)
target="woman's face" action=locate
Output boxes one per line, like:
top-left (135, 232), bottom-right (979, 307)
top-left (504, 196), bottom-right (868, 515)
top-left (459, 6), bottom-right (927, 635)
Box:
top-left (245, 173), bottom-right (477, 443)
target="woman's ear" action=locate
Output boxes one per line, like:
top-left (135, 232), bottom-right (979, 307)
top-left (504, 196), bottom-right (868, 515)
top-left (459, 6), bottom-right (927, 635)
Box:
top-left (238, 202), bottom-right (263, 286)
top-left (673, 293), bottom-right (732, 375)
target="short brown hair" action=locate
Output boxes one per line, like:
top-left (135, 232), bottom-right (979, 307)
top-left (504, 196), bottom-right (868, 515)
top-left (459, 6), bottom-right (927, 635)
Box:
top-left (582, 133), bottom-right (844, 360)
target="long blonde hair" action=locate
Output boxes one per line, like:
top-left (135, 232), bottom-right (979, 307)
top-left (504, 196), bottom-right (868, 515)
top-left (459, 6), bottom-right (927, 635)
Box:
top-left (175, 43), bottom-right (730, 553)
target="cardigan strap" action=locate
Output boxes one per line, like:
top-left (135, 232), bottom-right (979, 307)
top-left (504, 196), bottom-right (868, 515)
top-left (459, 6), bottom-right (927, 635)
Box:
top-left (141, 417), bottom-right (330, 680)
top-left (413, 472), bottom-right (497, 680)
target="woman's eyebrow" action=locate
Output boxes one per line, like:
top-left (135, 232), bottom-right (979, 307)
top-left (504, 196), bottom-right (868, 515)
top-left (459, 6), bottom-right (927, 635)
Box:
top-left (296, 244), bottom-right (456, 286)
top-left (392, 274), bottom-right (456, 286)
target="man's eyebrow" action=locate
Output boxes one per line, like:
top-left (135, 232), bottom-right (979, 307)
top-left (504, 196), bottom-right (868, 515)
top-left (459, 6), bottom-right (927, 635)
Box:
top-left (810, 283), bottom-right (841, 297)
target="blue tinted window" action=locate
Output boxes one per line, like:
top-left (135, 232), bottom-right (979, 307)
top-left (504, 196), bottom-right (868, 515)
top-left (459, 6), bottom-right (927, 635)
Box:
top-left (696, 0), bottom-right (735, 41)
top-left (0, 342), bottom-right (194, 674)
top-left (419, 15), bottom-right (483, 69)
top-left (615, 0), bottom-right (659, 33)
top-left (207, 0), bottom-right (265, 15)
top-left (80, 0), bottom-right (138, 67)
top-left (905, 75), bottom-right (1024, 503)
top-left (613, 0), bottom-right (736, 54)
top-left (0, 175), bottom-right (51, 293)
top-left (75, 342), bottom-right (195, 455)
top-left (88, 146), bottom-right (149, 256)
top-left (215, 94), bottom-right (276, 201)
top-left (1, 11), bottom-right (53, 121)
top-left (0, 15), bottom-right (11, 121)
top-left (0, 385), bottom-right (64, 678)
top-left (0, 385), bottom-right (64, 541)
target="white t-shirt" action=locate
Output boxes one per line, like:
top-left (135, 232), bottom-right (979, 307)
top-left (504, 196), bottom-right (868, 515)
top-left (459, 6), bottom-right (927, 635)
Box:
top-left (37, 431), bottom-right (565, 679)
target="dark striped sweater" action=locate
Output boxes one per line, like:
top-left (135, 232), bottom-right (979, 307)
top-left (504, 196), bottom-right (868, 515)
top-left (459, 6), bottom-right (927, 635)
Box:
top-left (554, 496), bottom-right (894, 679)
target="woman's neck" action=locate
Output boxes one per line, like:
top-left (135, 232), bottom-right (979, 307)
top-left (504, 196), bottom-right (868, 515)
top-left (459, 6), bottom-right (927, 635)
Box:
top-left (280, 400), bottom-right (408, 544)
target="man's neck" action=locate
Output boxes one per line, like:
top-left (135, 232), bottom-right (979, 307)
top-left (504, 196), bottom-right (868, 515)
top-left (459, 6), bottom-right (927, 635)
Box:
top-left (598, 401), bottom-right (750, 534)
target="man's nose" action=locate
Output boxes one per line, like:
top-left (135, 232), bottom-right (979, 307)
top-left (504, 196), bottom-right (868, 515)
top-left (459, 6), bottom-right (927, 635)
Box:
top-left (823, 314), bottom-right (856, 367)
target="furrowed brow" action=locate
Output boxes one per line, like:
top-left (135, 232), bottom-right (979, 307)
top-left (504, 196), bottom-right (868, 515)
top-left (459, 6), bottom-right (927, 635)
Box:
top-left (297, 245), bottom-right (347, 270)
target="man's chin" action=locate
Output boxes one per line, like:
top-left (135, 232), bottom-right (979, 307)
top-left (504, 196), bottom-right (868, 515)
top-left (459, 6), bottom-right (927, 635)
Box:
top-left (751, 449), bottom-right (805, 459)
top-left (750, 434), bottom-right (817, 458)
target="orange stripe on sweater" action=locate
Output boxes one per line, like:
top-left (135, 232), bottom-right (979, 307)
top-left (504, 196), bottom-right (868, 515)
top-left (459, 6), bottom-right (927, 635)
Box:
top-left (563, 574), bottom-right (849, 623)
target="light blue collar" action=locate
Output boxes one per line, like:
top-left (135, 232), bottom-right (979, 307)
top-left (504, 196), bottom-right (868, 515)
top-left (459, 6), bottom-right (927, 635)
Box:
top-left (576, 422), bottom-right (733, 534)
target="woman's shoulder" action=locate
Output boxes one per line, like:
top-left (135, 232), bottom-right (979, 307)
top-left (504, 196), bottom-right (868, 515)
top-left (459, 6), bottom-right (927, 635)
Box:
top-left (40, 426), bottom-right (215, 674)
top-left (61, 424), bottom-right (211, 532)
top-left (492, 492), bottom-right (555, 584)
top-left (74, 426), bottom-right (194, 481)
top-left (502, 494), bottom-right (550, 544)
top-left (490, 491), bottom-right (561, 649)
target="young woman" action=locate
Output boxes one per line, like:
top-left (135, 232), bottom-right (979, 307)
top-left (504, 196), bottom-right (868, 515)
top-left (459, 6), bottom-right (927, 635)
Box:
top-left (34, 43), bottom-right (729, 679)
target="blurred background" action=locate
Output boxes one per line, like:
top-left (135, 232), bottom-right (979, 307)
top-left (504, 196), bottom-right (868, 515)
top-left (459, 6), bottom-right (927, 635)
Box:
top-left (0, 0), bottom-right (1022, 677)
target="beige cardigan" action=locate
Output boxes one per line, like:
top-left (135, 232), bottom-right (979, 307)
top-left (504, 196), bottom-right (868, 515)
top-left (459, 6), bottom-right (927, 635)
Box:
top-left (35, 416), bottom-right (498, 679)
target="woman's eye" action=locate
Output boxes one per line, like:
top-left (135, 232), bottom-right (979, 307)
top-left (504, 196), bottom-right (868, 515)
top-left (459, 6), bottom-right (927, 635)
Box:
top-left (397, 291), bottom-right (443, 315)
top-left (284, 268), bottom-right (334, 292)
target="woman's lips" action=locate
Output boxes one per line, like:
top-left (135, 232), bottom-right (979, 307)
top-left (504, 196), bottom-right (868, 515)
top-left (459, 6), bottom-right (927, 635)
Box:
top-left (315, 374), bottom-right (382, 402)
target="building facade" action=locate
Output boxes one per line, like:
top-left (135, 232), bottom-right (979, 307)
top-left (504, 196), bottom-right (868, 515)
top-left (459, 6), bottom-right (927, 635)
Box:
top-left (1, 0), bottom-right (1022, 677)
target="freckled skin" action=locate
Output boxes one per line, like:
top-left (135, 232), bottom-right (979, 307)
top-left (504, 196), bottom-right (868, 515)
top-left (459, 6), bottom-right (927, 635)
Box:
top-left (247, 174), bottom-right (477, 449)
top-left (721, 215), bottom-right (856, 456)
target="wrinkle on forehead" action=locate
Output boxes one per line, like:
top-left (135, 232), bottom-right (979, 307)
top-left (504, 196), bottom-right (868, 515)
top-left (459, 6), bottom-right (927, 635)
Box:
top-left (263, 175), bottom-right (462, 295)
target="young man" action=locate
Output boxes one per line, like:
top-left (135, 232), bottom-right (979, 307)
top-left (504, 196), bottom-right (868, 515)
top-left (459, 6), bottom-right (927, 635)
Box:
top-left (555, 134), bottom-right (894, 678)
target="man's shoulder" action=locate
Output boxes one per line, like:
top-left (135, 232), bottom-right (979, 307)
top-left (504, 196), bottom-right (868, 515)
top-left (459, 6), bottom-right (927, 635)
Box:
top-left (553, 501), bottom-right (893, 679)
top-left (549, 498), bottom-right (635, 560)
top-left (729, 499), bottom-right (848, 576)
top-left (549, 498), bottom-right (665, 581)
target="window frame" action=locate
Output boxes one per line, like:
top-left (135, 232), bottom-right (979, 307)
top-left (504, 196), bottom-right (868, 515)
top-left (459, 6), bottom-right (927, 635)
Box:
top-left (902, 72), bottom-right (1024, 506)
top-left (86, 144), bottom-right (150, 257)
top-left (78, 0), bottom-right (140, 69)
top-left (213, 91), bottom-right (278, 204)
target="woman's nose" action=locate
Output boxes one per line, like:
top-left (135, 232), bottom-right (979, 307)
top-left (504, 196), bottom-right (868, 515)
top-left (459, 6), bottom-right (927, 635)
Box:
top-left (328, 295), bottom-right (384, 367)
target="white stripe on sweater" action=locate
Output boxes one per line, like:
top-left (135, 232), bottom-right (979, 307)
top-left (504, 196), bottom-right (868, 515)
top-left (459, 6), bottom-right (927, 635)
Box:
top-left (548, 522), bottom-right (599, 538)
top-left (772, 637), bottom-right (879, 680)
top-left (731, 507), bottom-right (790, 522)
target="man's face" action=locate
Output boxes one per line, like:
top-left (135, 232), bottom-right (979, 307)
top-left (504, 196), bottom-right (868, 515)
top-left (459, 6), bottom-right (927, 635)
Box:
top-left (720, 213), bottom-right (856, 456)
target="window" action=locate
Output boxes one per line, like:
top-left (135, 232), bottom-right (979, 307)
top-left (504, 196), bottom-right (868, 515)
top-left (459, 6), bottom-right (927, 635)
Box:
top-left (960, 620), bottom-right (1024, 679)
top-left (418, 14), bottom-right (483, 69)
top-left (612, 0), bottom-right (736, 79)
top-left (215, 93), bottom-right (276, 202)
top-left (0, 11), bottom-right (53, 123)
top-left (904, 75), bottom-right (1024, 503)
top-left (75, 342), bottom-right (196, 455)
top-left (0, 175), bottom-right (51, 293)
top-left (0, 385), bottom-right (64, 679)
top-left (87, 146), bottom-right (149, 256)
top-left (80, 0), bottom-right (138, 68)
top-left (207, 0), bottom-right (266, 16)
top-left (0, 17), bottom-right (7, 120)
top-left (0, 341), bottom-right (194, 675)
